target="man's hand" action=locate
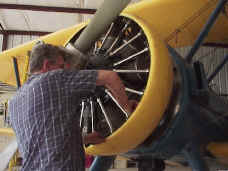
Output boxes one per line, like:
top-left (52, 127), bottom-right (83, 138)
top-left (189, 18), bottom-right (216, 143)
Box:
top-left (96, 70), bottom-right (139, 116)
top-left (128, 100), bottom-right (138, 113)
top-left (83, 131), bottom-right (106, 145)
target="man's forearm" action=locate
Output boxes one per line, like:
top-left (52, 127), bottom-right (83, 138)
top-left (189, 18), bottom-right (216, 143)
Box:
top-left (83, 132), bottom-right (105, 145)
top-left (83, 135), bottom-right (89, 145)
top-left (96, 70), bottom-right (132, 114)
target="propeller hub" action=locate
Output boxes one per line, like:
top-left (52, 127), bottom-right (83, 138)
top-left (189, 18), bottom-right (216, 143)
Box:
top-left (87, 50), bottom-right (113, 70)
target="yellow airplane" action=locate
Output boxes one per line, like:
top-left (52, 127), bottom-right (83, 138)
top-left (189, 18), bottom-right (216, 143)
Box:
top-left (1, 0), bottom-right (228, 170)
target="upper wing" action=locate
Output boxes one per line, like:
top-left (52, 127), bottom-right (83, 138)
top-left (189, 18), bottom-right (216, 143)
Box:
top-left (0, 23), bottom-right (86, 86)
top-left (124, 0), bottom-right (228, 47)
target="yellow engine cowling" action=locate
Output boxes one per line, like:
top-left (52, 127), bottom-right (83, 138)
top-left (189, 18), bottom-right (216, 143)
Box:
top-left (85, 13), bottom-right (174, 155)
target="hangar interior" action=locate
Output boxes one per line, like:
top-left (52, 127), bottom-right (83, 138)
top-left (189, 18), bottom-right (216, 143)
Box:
top-left (0, 0), bottom-right (228, 171)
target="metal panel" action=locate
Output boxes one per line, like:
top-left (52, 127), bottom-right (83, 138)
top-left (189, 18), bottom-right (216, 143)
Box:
top-left (0, 9), bottom-right (83, 32)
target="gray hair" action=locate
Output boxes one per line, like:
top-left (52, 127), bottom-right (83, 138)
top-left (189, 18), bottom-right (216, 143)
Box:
top-left (29, 42), bottom-right (88, 73)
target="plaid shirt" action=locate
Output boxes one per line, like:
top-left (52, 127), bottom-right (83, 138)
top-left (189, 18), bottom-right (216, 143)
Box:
top-left (9, 69), bottom-right (97, 171)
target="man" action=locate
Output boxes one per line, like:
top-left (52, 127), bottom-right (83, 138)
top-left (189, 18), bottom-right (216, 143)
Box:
top-left (8, 43), bottom-right (135, 171)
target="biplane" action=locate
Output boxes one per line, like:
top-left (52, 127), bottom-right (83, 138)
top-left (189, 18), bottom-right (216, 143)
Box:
top-left (0, 0), bottom-right (228, 170)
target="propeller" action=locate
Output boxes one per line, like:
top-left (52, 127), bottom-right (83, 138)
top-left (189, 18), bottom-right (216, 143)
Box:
top-left (74, 0), bottom-right (131, 54)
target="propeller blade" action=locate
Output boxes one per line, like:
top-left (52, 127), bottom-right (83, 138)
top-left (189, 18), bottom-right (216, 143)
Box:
top-left (74, 0), bottom-right (131, 53)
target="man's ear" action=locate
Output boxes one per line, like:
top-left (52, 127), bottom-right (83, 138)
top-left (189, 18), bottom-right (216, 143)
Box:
top-left (41, 59), bottom-right (50, 72)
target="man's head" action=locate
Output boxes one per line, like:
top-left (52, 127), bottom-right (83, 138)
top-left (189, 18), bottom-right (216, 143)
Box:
top-left (29, 42), bottom-right (88, 73)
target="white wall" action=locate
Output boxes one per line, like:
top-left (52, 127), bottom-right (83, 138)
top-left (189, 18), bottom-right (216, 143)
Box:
top-left (177, 46), bottom-right (228, 96)
top-left (6, 34), bottom-right (39, 49)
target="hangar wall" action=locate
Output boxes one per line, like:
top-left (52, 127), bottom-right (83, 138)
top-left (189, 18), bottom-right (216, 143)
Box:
top-left (177, 46), bottom-right (228, 97)
top-left (6, 35), bottom-right (39, 49)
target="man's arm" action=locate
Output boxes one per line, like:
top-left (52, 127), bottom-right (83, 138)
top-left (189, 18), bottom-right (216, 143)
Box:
top-left (96, 70), bottom-right (133, 115)
top-left (83, 131), bottom-right (105, 145)
top-left (82, 70), bottom-right (136, 145)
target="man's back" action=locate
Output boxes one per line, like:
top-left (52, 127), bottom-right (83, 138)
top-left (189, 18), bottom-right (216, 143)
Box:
top-left (9, 69), bottom-right (97, 171)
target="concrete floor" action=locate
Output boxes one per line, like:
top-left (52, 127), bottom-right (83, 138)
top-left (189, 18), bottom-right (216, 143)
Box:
top-left (112, 167), bottom-right (192, 171)
top-left (86, 166), bottom-right (193, 171)
top-left (86, 166), bottom-right (226, 171)
top-left (7, 165), bottom-right (228, 171)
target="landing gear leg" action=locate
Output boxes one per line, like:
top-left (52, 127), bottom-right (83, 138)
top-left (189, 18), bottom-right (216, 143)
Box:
top-left (89, 155), bottom-right (116, 171)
